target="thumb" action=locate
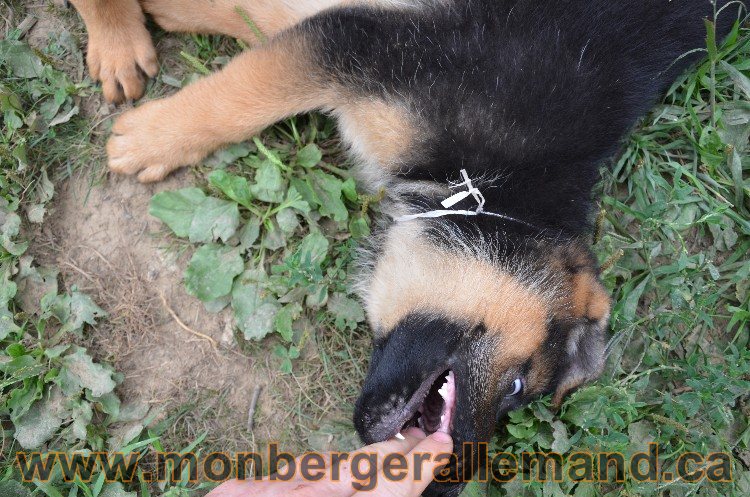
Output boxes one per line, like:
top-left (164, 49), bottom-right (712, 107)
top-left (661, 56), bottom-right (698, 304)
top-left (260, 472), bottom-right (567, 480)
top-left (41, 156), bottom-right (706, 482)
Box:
top-left (385, 431), bottom-right (455, 497)
top-left (410, 431), bottom-right (455, 476)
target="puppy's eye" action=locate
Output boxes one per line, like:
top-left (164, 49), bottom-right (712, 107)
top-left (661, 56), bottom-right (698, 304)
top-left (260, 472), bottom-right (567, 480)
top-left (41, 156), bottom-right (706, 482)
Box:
top-left (508, 378), bottom-right (523, 396)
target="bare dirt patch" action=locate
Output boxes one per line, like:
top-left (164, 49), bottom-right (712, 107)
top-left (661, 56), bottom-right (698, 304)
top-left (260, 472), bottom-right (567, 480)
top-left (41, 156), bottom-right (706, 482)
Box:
top-left (40, 169), bottom-right (285, 452)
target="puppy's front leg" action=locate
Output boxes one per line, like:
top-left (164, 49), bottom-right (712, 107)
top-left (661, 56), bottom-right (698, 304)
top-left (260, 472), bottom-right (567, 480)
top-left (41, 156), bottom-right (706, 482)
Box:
top-left (107, 33), bottom-right (335, 182)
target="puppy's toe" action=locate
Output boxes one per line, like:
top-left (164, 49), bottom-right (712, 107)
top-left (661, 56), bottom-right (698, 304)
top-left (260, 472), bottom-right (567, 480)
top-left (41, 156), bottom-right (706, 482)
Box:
top-left (136, 44), bottom-right (159, 78)
top-left (118, 66), bottom-right (146, 101)
top-left (107, 135), bottom-right (143, 175)
top-left (138, 165), bottom-right (172, 183)
top-left (101, 72), bottom-right (125, 104)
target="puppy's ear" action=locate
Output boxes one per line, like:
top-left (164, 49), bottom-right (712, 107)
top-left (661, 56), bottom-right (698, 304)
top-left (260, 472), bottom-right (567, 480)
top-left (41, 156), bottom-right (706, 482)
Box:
top-left (552, 272), bottom-right (611, 406)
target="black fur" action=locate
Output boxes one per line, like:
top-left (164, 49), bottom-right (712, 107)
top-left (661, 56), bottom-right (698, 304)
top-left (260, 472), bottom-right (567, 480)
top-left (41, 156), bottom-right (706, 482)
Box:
top-left (307, 0), bottom-right (740, 236)
top-left (295, 1), bottom-right (744, 495)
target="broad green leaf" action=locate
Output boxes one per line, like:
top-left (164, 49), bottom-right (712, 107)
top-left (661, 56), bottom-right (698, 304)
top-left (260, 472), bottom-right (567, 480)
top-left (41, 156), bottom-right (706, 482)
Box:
top-left (44, 344), bottom-right (70, 359)
top-left (341, 177), bottom-right (358, 202)
top-left (309, 170), bottom-right (348, 222)
top-left (7, 377), bottom-right (42, 422)
top-left (550, 420), bottom-right (571, 453)
top-left (279, 357), bottom-right (293, 374)
top-left (349, 214), bottom-right (370, 239)
top-left (250, 160), bottom-right (285, 203)
top-left (0, 40), bottom-right (44, 78)
top-left (204, 142), bottom-right (252, 168)
top-left (15, 258), bottom-right (58, 316)
top-left (231, 269), bottom-right (280, 340)
top-left (239, 217), bottom-right (261, 250)
top-left (185, 244), bottom-right (244, 301)
top-left (48, 105), bottom-right (79, 127)
top-left (0, 309), bottom-right (20, 340)
top-left (290, 177), bottom-right (321, 208)
top-left (276, 208), bottom-right (299, 233)
top-left (327, 293), bottom-right (365, 331)
top-left (298, 231), bottom-right (329, 267)
top-left (1, 208), bottom-right (28, 255)
top-left (208, 170), bottom-right (254, 208)
top-left (188, 196), bottom-right (240, 243)
top-left (305, 283), bottom-right (329, 308)
top-left (203, 295), bottom-right (230, 313)
top-left (274, 303), bottom-right (302, 342)
top-left (149, 188), bottom-right (206, 238)
top-left (296, 143), bottom-right (322, 168)
top-left (95, 391), bottom-right (121, 418)
top-left (57, 346), bottom-right (116, 397)
top-left (0, 354), bottom-right (36, 374)
top-left (284, 186), bottom-right (311, 214)
top-left (14, 386), bottom-right (65, 449)
top-left (59, 290), bottom-right (107, 335)
top-left (287, 345), bottom-right (300, 359)
top-left (262, 221), bottom-right (286, 250)
top-left (25, 204), bottom-right (45, 223)
top-left (67, 398), bottom-right (93, 442)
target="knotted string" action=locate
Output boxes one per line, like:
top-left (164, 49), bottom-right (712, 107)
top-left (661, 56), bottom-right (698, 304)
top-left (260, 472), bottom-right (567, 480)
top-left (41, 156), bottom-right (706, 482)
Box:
top-left (395, 169), bottom-right (538, 230)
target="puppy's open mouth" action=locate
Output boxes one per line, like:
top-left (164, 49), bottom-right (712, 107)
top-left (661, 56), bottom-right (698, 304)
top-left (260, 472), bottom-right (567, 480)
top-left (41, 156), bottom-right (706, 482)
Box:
top-left (396, 370), bottom-right (456, 437)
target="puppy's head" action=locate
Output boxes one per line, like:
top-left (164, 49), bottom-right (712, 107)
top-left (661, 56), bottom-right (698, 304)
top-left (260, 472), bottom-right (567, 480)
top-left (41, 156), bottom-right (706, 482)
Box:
top-left (354, 224), bottom-right (610, 496)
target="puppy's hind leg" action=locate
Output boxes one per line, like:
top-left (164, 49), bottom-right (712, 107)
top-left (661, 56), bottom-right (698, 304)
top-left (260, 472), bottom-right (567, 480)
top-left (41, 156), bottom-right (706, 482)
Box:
top-left (141, 0), bottom-right (350, 43)
top-left (107, 31), bottom-right (337, 182)
top-left (69, 0), bottom-right (158, 103)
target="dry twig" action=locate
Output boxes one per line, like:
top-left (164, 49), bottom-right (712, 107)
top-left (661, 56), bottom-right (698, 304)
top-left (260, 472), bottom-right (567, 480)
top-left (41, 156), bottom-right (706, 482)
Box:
top-left (159, 293), bottom-right (218, 349)
top-left (247, 385), bottom-right (263, 431)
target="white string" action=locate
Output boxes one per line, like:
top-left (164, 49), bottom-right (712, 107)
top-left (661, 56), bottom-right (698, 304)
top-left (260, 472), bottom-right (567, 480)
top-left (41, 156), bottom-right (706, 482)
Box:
top-left (395, 169), bottom-right (538, 229)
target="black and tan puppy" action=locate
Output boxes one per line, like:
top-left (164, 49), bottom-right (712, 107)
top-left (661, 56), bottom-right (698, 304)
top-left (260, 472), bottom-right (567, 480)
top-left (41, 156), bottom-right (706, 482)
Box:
top-left (70, 0), bottom-right (743, 495)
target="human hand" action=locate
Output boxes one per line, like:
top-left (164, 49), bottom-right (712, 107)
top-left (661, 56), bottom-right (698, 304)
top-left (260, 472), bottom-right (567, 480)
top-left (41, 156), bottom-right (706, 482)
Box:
top-left (205, 428), bottom-right (453, 497)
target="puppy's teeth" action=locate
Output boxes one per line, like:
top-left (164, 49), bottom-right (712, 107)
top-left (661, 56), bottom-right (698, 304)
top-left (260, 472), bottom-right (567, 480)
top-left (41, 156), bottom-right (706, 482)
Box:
top-left (438, 383), bottom-right (448, 399)
top-left (395, 432), bottom-right (405, 440)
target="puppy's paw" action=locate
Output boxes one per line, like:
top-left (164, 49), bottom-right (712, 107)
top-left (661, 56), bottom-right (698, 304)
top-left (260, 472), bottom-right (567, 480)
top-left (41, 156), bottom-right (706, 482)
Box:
top-left (107, 100), bottom-right (210, 183)
top-left (86, 20), bottom-right (158, 104)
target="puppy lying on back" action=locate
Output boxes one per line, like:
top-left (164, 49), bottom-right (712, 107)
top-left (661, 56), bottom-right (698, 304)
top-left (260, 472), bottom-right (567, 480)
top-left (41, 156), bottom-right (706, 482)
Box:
top-left (70, 0), bottom-right (742, 495)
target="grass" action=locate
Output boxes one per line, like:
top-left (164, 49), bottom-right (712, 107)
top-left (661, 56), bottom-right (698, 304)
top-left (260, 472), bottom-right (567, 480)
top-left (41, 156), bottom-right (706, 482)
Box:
top-left (1, 2), bottom-right (749, 497)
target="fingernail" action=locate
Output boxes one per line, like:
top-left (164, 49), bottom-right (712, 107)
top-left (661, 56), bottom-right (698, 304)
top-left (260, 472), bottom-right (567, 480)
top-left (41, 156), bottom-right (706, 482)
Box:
top-left (404, 427), bottom-right (427, 439)
top-left (431, 431), bottom-right (453, 444)
top-left (395, 432), bottom-right (405, 440)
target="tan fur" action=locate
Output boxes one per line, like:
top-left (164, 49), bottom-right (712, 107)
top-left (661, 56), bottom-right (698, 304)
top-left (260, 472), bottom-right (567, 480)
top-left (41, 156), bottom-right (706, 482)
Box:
top-left (547, 243), bottom-right (611, 325)
top-left (117, 0), bottom-right (417, 49)
top-left (107, 34), bottom-right (337, 182)
top-left (571, 271), bottom-right (611, 323)
top-left (69, 0), bottom-right (158, 103)
top-left (141, 0), bottom-right (347, 42)
top-left (366, 224), bottom-right (549, 360)
top-left (335, 99), bottom-right (419, 170)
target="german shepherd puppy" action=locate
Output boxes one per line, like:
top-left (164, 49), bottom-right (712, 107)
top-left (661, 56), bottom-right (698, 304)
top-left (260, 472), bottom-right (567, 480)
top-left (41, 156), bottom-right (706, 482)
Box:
top-left (70, 0), bottom-right (742, 495)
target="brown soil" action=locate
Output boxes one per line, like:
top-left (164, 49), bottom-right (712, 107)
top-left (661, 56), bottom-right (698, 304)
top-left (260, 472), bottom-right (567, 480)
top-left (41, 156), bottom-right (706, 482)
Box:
top-left (43, 169), bottom-right (286, 453)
